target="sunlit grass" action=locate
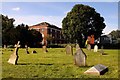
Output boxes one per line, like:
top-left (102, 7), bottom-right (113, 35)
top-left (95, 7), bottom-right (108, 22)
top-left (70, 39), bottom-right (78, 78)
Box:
top-left (2, 48), bottom-right (119, 78)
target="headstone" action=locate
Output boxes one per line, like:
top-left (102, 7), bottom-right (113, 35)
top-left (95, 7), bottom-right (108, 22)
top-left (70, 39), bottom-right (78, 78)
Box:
top-left (87, 44), bottom-right (91, 50)
top-left (84, 64), bottom-right (108, 75)
top-left (43, 46), bottom-right (48, 53)
top-left (74, 48), bottom-right (87, 66)
top-left (25, 45), bottom-right (29, 54)
top-left (94, 45), bottom-right (98, 52)
top-left (8, 41), bottom-right (20, 65)
top-left (100, 46), bottom-right (104, 55)
top-left (65, 44), bottom-right (73, 55)
top-left (32, 50), bottom-right (37, 54)
top-left (76, 44), bottom-right (80, 50)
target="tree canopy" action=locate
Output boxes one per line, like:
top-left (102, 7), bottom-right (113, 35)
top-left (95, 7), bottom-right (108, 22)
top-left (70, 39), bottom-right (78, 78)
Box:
top-left (109, 30), bottom-right (120, 43)
top-left (2, 14), bottom-right (43, 47)
top-left (62, 4), bottom-right (106, 46)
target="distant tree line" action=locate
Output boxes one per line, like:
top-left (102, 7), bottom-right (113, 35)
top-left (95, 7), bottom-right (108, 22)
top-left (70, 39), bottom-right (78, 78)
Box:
top-left (2, 14), bottom-right (43, 48)
top-left (109, 30), bottom-right (120, 43)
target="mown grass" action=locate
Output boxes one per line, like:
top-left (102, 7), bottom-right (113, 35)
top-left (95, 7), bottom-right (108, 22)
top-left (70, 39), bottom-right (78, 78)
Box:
top-left (2, 48), bottom-right (119, 79)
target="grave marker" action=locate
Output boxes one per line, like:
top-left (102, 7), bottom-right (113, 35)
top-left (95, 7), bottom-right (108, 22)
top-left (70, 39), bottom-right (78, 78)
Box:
top-left (43, 46), bottom-right (48, 53)
top-left (74, 45), bottom-right (87, 66)
top-left (94, 45), bottom-right (98, 52)
top-left (87, 44), bottom-right (91, 50)
top-left (8, 41), bottom-right (20, 65)
top-left (84, 64), bottom-right (108, 75)
top-left (76, 44), bottom-right (80, 50)
top-left (25, 45), bottom-right (29, 54)
top-left (65, 44), bottom-right (73, 55)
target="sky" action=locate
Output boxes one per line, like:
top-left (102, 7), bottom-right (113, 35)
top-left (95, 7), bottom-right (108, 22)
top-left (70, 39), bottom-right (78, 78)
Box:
top-left (2, 2), bottom-right (119, 34)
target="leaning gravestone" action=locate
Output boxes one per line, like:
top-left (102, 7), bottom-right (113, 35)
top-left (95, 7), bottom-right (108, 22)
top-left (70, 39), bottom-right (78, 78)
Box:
top-left (84, 64), bottom-right (108, 75)
top-left (94, 45), bottom-right (98, 52)
top-left (65, 44), bottom-right (73, 55)
top-left (25, 45), bottom-right (29, 54)
top-left (74, 45), bottom-right (87, 66)
top-left (87, 44), bottom-right (91, 50)
top-left (8, 41), bottom-right (20, 65)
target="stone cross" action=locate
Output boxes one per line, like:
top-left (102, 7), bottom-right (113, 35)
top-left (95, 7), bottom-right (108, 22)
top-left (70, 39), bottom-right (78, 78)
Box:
top-left (84, 64), bottom-right (108, 75)
top-left (94, 45), bottom-right (98, 52)
top-left (65, 44), bottom-right (73, 55)
top-left (74, 45), bottom-right (87, 66)
top-left (8, 41), bottom-right (20, 65)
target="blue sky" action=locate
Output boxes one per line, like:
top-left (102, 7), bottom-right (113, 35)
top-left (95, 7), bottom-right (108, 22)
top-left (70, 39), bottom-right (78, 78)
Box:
top-left (2, 2), bottom-right (118, 34)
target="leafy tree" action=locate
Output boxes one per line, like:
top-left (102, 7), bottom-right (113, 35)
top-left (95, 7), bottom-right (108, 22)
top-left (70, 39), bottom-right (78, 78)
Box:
top-left (109, 30), bottom-right (120, 39)
top-left (62, 4), bottom-right (106, 46)
top-left (109, 30), bottom-right (120, 43)
top-left (28, 29), bottom-right (43, 47)
top-left (2, 14), bottom-right (15, 47)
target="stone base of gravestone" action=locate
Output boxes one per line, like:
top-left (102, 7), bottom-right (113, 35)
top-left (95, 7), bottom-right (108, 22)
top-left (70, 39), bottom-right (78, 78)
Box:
top-left (65, 45), bottom-right (73, 55)
top-left (74, 49), bottom-right (87, 66)
top-left (94, 45), bottom-right (98, 52)
top-left (43, 46), bottom-right (48, 53)
top-left (8, 54), bottom-right (19, 65)
top-left (84, 64), bottom-right (108, 75)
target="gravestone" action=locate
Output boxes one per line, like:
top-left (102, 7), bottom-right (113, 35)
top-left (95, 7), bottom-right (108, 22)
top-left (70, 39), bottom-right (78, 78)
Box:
top-left (100, 46), bottom-right (104, 55)
top-left (76, 44), bottom-right (80, 50)
top-left (84, 64), bottom-right (108, 75)
top-left (94, 45), bottom-right (98, 52)
top-left (74, 47), bottom-right (87, 66)
top-left (65, 44), bottom-right (73, 55)
top-left (87, 44), bottom-right (91, 50)
top-left (8, 41), bottom-right (20, 65)
top-left (25, 45), bottom-right (29, 54)
top-left (43, 46), bottom-right (48, 53)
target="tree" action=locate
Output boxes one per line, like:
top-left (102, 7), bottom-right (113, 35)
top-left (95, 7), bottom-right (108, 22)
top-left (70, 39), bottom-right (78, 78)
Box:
top-left (109, 30), bottom-right (120, 43)
top-left (109, 30), bottom-right (120, 39)
top-left (2, 14), bottom-right (15, 47)
top-left (62, 4), bottom-right (106, 46)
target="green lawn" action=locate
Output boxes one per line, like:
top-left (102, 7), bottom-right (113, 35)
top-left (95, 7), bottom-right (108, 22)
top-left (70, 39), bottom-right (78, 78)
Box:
top-left (2, 48), bottom-right (119, 79)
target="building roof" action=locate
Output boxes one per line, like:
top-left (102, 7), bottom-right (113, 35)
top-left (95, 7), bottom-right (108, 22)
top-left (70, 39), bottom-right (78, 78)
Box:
top-left (29, 22), bottom-right (61, 30)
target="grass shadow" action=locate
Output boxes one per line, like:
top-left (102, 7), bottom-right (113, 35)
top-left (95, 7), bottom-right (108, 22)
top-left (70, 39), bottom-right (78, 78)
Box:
top-left (17, 63), bottom-right (31, 65)
top-left (35, 63), bottom-right (54, 66)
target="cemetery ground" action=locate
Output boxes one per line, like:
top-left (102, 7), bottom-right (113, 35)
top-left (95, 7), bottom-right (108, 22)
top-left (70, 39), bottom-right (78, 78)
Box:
top-left (2, 48), bottom-right (119, 79)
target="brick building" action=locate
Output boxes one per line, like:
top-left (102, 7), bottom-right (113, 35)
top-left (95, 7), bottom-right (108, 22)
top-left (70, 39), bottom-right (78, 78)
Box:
top-left (29, 22), bottom-right (65, 45)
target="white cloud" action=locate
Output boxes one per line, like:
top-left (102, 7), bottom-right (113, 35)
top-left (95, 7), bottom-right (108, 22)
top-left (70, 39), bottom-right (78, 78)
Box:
top-left (8, 15), bottom-right (64, 28)
top-left (12, 7), bottom-right (20, 11)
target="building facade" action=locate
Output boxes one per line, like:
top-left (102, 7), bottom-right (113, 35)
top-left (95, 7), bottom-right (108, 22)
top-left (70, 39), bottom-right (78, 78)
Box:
top-left (29, 22), bottom-right (65, 45)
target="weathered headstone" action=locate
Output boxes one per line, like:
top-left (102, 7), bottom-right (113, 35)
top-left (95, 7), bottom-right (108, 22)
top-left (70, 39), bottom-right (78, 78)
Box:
top-left (87, 44), bottom-right (91, 50)
top-left (100, 45), bottom-right (104, 55)
top-left (65, 44), bottom-right (73, 55)
top-left (43, 46), bottom-right (48, 53)
top-left (25, 45), bottom-right (29, 54)
top-left (94, 45), bottom-right (98, 52)
top-left (76, 44), bottom-right (80, 50)
top-left (8, 41), bottom-right (20, 65)
top-left (84, 64), bottom-right (108, 75)
top-left (74, 47), bottom-right (87, 66)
